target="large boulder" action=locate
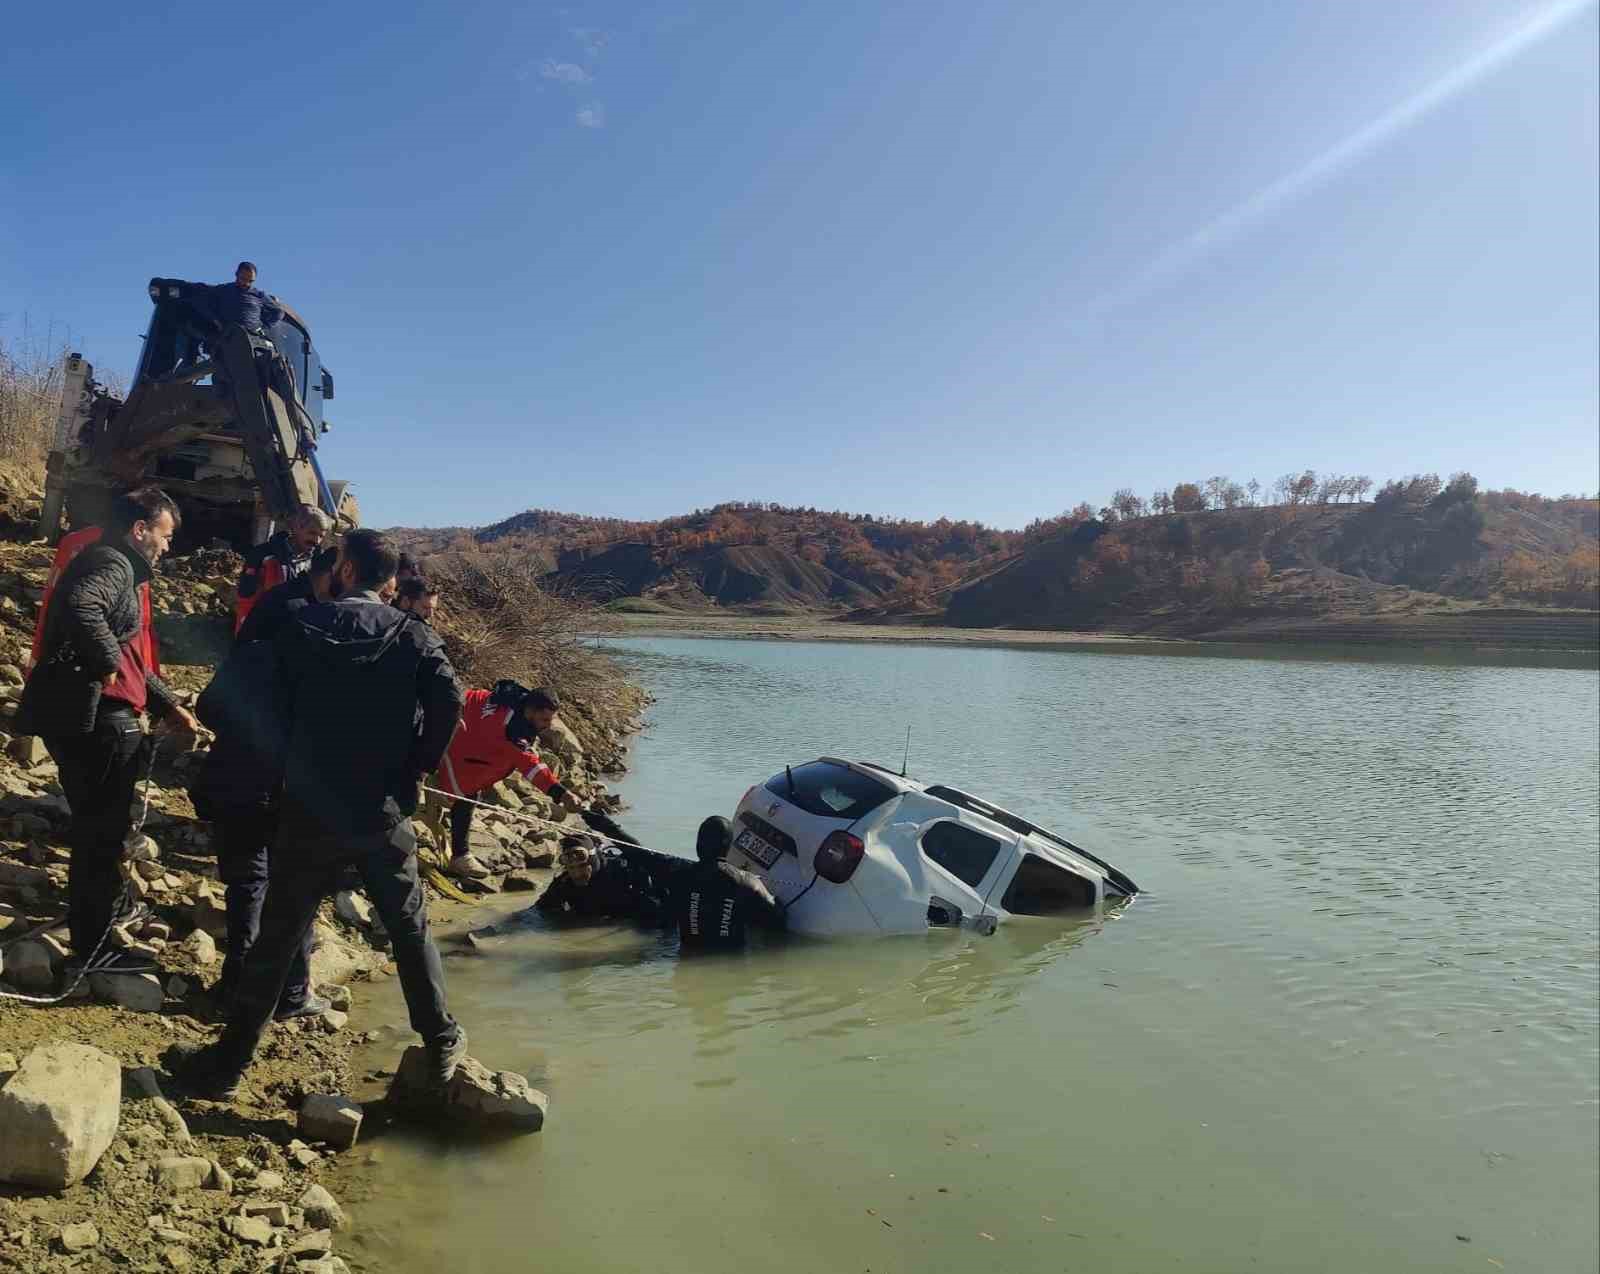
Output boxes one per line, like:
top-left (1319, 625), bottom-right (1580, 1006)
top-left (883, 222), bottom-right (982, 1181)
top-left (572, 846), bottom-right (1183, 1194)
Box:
top-left (177, 928), bottom-right (218, 966)
top-left (0, 1043), bottom-right (121, 1190)
top-left (538, 716), bottom-right (586, 774)
top-left (307, 920), bottom-right (382, 987)
top-left (333, 891), bottom-right (372, 928)
top-left (190, 884), bottom-right (229, 940)
top-left (387, 1048), bottom-right (547, 1134)
top-left (89, 971), bottom-right (165, 1012)
top-left (296, 1183), bottom-right (349, 1231)
top-left (299, 1094), bottom-right (362, 1150)
top-left (0, 859), bottom-right (50, 889)
top-left (2, 937), bottom-right (58, 991)
top-left (150, 1155), bottom-right (213, 1189)
top-left (6, 735), bottom-right (50, 767)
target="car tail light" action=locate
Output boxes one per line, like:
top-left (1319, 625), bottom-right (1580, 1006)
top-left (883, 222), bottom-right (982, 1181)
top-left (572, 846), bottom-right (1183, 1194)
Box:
top-left (814, 831), bottom-right (865, 883)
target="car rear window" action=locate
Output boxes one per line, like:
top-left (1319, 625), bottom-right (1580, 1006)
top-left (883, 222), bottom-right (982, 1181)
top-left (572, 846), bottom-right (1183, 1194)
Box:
top-left (1001, 854), bottom-right (1096, 914)
top-left (765, 761), bottom-right (895, 821)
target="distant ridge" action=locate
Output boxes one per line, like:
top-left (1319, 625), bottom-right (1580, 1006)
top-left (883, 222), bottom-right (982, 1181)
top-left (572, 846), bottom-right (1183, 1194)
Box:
top-left (387, 484), bottom-right (1598, 641)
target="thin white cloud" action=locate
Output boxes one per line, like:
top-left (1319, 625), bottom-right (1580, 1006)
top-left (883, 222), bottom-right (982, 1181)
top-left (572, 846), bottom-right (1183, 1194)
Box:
top-left (575, 103), bottom-right (606, 129)
top-left (540, 59), bottom-right (591, 84)
top-left (572, 27), bottom-right (610, 59)
top-left (1093, 0), bottom-right (1598, 312)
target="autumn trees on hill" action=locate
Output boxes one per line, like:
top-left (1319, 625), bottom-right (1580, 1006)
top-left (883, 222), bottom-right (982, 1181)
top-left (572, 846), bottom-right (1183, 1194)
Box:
top-left (415, 472), bottom-right (1596, 616)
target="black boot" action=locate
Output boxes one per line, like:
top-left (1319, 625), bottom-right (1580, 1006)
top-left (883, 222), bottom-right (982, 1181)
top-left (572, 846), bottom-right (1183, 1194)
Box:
top-left (168, 1040), bottom-right (248, 1102)
top-left (426, 1025), bottom-right (468, 1087)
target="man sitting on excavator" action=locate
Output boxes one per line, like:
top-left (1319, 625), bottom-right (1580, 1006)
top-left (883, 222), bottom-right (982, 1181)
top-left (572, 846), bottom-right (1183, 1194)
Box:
top-left (233, 504), bottom-right (333, 634)
top-left (208, 261), bottom-right (282, 335)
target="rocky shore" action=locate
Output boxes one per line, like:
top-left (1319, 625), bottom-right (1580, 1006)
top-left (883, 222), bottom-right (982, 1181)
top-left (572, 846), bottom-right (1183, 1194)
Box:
top-left (0, 532), bottom-right (646, 1272)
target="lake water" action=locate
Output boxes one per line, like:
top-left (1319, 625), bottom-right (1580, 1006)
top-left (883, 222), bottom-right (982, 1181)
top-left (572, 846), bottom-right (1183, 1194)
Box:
top-left (343, 637), bottom-right (1599, 1274)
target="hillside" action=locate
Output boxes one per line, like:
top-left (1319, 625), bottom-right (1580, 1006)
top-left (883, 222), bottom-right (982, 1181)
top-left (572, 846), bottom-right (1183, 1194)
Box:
top-left (935, 486), bottom-right (1599, 644)
top-left (389, 479), bottom-right (1598, 645)
top-left (394, 503), bottom-right (1023, 614)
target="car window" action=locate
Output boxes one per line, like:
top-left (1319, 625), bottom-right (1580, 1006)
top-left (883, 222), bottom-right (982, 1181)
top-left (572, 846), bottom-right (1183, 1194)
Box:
top-left (1000, 854), bottom-right (1096, 914)
top-left (920, 821), bottom-right (1003, 888)
top-left (765, 761), bottom-right (895, 820)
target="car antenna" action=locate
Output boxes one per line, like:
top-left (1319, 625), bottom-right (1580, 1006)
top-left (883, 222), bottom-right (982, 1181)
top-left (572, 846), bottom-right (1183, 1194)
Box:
top-left (786, 764), bottom-right (796, 797)
top-left (900, 725), bottom-right (912, 777)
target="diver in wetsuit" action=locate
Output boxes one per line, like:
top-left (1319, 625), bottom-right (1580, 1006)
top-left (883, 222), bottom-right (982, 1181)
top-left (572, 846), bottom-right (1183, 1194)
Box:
top-left (535, 835), bottom-right (680, 925)
top-left (671, 816), bottom-right (786, 952)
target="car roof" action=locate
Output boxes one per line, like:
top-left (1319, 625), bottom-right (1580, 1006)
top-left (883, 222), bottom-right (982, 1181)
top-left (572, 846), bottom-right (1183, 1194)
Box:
top-left (819, 756), bottom-right (928, 794)
top-left (800, 757), bottom-right (1136, 895)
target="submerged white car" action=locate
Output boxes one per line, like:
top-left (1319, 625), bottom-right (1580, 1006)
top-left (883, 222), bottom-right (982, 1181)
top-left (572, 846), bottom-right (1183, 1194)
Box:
top-left (730, 758), bottom-right (1139, 938)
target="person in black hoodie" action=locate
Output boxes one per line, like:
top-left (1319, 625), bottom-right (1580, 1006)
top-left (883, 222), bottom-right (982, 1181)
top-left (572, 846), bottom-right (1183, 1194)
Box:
top-left (177, 529), bottom-right (468, 1099)
top-left (191, 546), bottom-right (339, 1019)
top-left (22, 487), bottom-right (198, 974)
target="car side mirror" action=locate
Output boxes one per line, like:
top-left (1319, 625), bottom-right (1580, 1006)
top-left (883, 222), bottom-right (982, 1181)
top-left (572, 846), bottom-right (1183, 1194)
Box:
top-left (321, 369), bottom-right (335, 400)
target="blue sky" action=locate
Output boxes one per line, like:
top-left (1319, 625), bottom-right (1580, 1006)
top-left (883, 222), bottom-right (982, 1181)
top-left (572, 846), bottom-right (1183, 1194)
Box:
top-left (1, 0), bottom-right (1595, 530)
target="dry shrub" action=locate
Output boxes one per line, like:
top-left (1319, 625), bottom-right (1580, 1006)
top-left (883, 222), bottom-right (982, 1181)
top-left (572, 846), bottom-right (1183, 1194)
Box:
top-left (423, 542), bottom-right (619, 699)
top-left (0, 319), bottom-right (68, 473)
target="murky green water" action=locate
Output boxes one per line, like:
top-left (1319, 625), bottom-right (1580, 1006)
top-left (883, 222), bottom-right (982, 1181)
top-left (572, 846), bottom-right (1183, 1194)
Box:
top-left (345, 638), bottom-right (1599, 1274)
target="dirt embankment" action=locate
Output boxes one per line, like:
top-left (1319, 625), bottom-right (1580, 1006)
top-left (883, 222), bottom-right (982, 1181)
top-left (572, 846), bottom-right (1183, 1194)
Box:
top-left (604, 606), bottom-right (1600, 661)
top-left (0, 496), bottom-right (645, 1271)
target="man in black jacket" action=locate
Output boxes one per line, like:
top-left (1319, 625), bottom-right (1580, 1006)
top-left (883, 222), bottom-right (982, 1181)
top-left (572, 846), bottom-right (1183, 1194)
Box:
top-left (234, 545), bottom-right (337, 646)
top-left (23, 488), bottom-right (199, 972)
top-left (672, 816), bottom-right (786, 952)
top-left (190, 636), bottom-right (323, 1019)
top-left (194, 545), bottom-right (335, 1017)
top-left (179, 529), bottom-right (468, 1098)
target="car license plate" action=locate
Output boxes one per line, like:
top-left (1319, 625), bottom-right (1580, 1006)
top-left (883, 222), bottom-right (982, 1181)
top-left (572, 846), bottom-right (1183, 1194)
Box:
top-left (735, 827), bottom-right (780, 868)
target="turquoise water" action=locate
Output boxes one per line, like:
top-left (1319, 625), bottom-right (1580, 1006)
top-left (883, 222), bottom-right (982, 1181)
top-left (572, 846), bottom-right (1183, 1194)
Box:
top-left (345, 637), bottom-right (1599, 1274)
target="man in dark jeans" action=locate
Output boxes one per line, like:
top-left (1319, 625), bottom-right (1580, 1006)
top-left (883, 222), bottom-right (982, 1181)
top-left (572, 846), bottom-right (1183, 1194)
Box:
top-left (178, 529), bottom-right (468, 1099)
top-left (194, 545), bottom-right (336, 1017)
top-left (24, 488), bottom-right (199, 975)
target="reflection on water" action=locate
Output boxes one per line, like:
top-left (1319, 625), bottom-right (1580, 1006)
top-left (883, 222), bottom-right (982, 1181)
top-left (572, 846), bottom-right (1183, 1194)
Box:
top-left (344, 638), bottom-right (1599, 1274)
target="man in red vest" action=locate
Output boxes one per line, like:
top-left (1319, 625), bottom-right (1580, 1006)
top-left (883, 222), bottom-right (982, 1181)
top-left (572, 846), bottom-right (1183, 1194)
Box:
top-left (233, 505), bottom-right (333, 634)
top-left (30, 525), bottom-right (161, 683)
top-left (23, 489), bottom-right (198, 975)
top-left (429, 684), bottom-right (582, 879)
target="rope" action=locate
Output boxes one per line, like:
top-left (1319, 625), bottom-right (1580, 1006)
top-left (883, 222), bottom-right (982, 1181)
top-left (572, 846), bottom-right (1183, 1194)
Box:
top-left (415, 784), bottom-right (586, 902)
top-left (413, 785), bottom-right (653, 900)
top-left (422, 787), bottom-right (652, 845)
top-left (0, 738), bottom-right (164, 1005)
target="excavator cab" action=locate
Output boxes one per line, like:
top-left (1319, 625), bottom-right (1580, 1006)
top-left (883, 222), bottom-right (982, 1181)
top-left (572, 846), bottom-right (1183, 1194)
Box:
top-left (41, 278), bottom-right (359, 550)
